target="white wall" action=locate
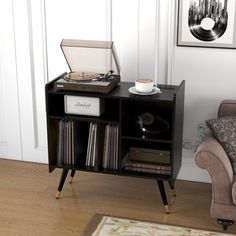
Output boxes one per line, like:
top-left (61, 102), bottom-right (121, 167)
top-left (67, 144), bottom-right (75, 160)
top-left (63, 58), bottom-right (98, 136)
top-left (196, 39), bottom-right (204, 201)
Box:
top-left (12, 0), bottom-right (48, 163)
top-left (2, 0), bottom-right (236, 182)
top-left (172, 0), bottom-right (236, 182)
top-left (0, 1), bottom-right (22, 160)
top-left (174, 46), bottom-right (236, 182)
top-left (45, 0), bottom-right (110, 80)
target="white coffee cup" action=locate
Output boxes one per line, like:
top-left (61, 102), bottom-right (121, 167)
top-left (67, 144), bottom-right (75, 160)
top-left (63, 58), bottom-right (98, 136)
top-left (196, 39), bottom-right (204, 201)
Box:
top-left (135, 79), bottom-right (154, 93)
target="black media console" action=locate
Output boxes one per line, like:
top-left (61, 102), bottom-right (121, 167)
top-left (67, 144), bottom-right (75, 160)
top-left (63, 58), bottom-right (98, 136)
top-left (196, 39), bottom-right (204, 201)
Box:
top-left (45, 74), bottom-right (185, 214)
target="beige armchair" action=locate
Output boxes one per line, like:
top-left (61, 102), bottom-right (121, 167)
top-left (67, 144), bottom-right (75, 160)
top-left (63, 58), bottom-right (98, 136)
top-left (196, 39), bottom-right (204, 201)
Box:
top-left (195, 100), bottom-right (236, 230)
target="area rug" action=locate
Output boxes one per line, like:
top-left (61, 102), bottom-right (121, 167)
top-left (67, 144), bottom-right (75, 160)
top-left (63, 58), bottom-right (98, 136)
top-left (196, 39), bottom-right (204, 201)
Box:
top-left (82, 215), bottom-right (234, 236)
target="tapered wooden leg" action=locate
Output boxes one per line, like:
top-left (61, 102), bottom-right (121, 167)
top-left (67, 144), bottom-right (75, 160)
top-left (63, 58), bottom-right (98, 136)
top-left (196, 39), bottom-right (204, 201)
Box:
top-left (56, 168), bottom-right (69, 199)
top-left (69, 170), bottom-right (76, 184)
top-left (168, 181), bottom-right (176, 197)
top-left (157, 180), bottom-right (169, 214)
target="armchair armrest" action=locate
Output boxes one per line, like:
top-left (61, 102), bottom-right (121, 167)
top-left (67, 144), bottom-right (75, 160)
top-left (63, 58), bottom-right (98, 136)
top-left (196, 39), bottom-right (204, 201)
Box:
top-left (195, 135), bottom-right (234, 204)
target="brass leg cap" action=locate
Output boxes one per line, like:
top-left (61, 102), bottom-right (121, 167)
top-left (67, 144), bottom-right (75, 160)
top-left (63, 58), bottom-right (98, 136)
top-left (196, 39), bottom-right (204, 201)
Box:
top-left (164, 205), bottom-right (170, 214)
top-left (56, 191), bottom-right (60, 199)
top-left (69, 176), bottom-right (74, 184)
top-left (172, 189), bottom-right (177, 197)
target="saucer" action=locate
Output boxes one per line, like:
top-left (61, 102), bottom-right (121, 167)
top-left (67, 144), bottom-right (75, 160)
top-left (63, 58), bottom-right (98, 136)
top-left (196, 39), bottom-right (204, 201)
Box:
top-left (128, 86), bottom-right (161, 95)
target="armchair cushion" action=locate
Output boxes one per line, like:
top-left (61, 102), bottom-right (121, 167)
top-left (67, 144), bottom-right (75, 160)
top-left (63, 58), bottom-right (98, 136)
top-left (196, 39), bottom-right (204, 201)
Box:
top-left (205, 116), bottom-right (236, 174)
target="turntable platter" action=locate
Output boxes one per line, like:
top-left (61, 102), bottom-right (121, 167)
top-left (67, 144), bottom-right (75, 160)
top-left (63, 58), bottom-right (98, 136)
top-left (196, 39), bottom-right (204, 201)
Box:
top-left (64, 72), bottom-right (102, 82)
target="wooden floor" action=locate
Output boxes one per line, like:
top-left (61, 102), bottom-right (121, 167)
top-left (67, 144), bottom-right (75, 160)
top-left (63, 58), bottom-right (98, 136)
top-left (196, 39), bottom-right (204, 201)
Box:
top-left (0, 159), bottom-right (235, 236)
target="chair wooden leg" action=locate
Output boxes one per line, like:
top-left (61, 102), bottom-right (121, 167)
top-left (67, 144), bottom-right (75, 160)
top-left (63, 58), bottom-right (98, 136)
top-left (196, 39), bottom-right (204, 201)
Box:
top-left (217, 219), bottom-right (234, 230)
top-left (56, 168), bottom-right (69, 199)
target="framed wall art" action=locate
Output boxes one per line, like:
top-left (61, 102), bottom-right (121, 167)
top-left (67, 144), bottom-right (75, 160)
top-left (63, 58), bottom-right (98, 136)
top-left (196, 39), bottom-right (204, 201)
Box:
top-left (177, 0), bottom-right (236, 48)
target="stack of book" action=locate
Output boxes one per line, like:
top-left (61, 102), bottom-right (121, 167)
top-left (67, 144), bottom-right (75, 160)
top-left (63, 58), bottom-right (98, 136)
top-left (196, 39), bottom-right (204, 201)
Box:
top-left (129, 147), bottom-right (170, 164)
top-left (57, 120), bottom-right (83, 167)
top-left (124, 162), bottom-right (171, 175)
top-left (123, 147), bottom-right (171, 175)
top-left (102, 124), bottom-right (119, 170)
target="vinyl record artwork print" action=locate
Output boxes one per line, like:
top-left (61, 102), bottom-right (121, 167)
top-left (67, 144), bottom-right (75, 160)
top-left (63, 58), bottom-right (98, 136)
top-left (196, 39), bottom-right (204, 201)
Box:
top-left (177, 0), bottom-right (236, 48)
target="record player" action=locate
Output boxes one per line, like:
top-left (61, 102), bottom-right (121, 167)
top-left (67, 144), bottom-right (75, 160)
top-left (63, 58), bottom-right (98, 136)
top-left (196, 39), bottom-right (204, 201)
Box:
top-left (54, 39), bottom-right (120, 94)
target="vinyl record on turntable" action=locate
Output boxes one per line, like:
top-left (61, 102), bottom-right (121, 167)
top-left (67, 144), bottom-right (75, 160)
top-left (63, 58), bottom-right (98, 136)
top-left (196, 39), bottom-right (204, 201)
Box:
top-left (189, 16), bottom-right (228, 42)
top-left (64, 72), bottom-right (102, 83)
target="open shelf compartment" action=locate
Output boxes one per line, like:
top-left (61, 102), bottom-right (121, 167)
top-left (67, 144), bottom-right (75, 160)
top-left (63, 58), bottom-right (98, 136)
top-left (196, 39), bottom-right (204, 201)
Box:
top-left (121, 100), bottom-right (173, 142)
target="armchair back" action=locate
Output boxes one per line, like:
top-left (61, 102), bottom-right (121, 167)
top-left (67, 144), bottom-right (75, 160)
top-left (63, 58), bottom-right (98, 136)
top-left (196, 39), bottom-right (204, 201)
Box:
top-left (218, 100), bottom-right (236, 118)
